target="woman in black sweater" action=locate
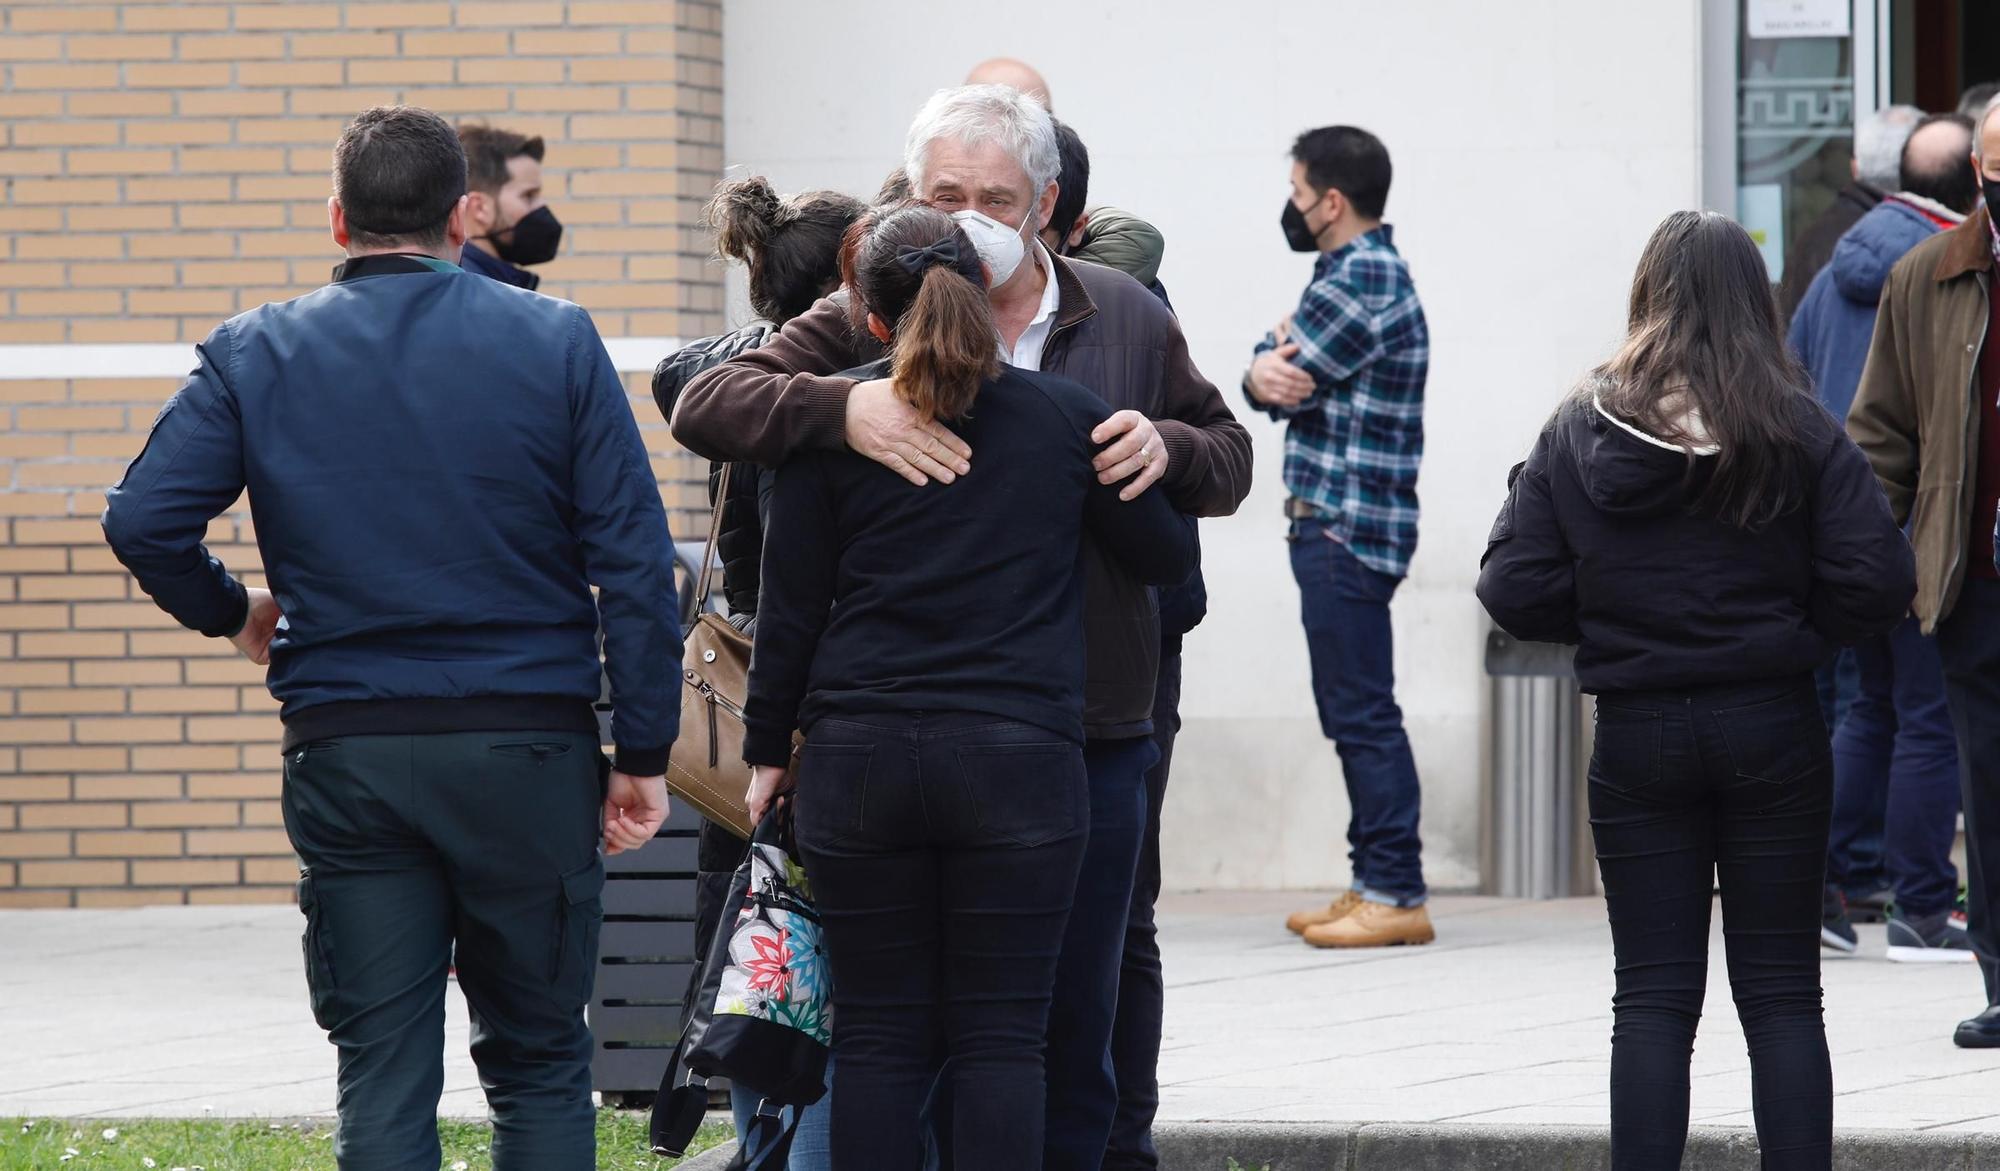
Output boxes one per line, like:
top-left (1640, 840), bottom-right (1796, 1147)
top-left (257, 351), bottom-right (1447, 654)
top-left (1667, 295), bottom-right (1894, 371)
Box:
top-left (740, 204), bottom-right (1197, 1171)
top-left (1478, 211), bottom-right (1914, 1170)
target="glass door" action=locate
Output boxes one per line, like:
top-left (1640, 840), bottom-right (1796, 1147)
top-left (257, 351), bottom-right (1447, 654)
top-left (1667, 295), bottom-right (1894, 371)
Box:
top-left (1733, 2), bottom-right (1860, 283)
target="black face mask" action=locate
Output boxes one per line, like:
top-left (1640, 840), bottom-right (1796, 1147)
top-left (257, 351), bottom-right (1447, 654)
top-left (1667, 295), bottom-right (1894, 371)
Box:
top-left (488, 205), bottom-right (563, 266)
top-left (1281, 197), bottom-right (1326, 253)
top-left (1983, 176), bottom-right (2000, 230)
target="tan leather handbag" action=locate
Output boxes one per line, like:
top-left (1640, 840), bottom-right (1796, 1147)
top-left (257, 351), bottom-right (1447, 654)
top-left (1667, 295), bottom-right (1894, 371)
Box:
top-left (665, 466), bottom-right (757, 838)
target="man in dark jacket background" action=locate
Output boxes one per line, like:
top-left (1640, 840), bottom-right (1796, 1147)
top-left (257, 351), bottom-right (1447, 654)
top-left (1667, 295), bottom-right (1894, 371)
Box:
top-left (456, 122), bottom-right (563, 289)
top-left (672, 84), bottom-right (1251, 1171)
top-left (103, 105), bottom-right (679, 1170)
top-left (1778, 105), bottom-right (1922, 322)
top-left (1790, 112), bottom-right (1978, 960)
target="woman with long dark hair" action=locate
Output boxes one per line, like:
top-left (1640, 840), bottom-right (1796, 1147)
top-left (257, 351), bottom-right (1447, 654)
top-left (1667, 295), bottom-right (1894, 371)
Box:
top-left (1478, 210), bottom-right (1914, 1169)
top-left (739, 203), bottom-right (1198, 1171)
top-left (651, 175), bottom-right (865, 1171)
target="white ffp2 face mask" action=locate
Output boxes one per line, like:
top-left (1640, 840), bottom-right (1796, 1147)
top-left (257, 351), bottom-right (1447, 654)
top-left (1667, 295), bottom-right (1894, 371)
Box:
top-left (951, 207), bottom-right (1030, 287)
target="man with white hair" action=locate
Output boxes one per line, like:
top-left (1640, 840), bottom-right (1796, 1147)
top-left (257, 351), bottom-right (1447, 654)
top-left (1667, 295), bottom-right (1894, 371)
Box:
top-left (1780, 104), bottom-right (1923, 321)
top-left (1849, 94), bottom-right (2000, 1047)
top-left (671, 84), bottom-right (1252, 1168)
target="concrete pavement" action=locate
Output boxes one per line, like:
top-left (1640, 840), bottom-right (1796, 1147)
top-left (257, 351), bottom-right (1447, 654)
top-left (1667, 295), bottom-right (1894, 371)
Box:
top-left (3, 891), bottom-right (1998, 1159)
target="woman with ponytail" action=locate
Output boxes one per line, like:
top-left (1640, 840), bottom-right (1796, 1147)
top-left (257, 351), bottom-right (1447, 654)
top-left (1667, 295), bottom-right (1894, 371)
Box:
top-left (738, 203), bottom-right (1198, 1171)
top-left (1478, 211), bottom-right (1914, 1169)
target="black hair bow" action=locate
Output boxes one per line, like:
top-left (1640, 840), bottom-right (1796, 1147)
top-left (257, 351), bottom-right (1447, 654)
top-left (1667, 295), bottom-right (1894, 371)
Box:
top-left (895, 238), bottom-right (962, 277)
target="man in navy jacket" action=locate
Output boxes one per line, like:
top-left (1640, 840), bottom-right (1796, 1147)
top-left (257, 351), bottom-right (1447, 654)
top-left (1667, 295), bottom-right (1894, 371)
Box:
top-left (102, 105), bottom-right (679, 1171)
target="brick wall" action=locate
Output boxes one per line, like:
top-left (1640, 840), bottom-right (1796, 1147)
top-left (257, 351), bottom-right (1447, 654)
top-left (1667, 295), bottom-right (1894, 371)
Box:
top-left (0, 0), bottom-right (725, 906)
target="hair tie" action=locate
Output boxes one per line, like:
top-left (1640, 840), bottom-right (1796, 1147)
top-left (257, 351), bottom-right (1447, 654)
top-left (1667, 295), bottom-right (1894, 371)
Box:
top-left (895, 238), bottom-right (962, 277)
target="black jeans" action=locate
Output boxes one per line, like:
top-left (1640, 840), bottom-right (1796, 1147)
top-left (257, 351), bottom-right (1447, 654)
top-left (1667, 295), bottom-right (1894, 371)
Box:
top-left (1589, 679), bottom-right (1833, 1171)
top-left (795, 714), bottom-right (1090, 1171)
top-left (282, 731), bottom-right (604, 1171)
top-left (1937, 578), bottom-right (2000, 1002)
top-left (1105, 649), bottom-right (1182, 1171)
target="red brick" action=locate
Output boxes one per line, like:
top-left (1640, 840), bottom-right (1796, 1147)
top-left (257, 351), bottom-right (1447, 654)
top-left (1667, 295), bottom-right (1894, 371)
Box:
top-left (187, 772), bottom-right (280, 799)
top-left (0, 777), bottom-right (72, 801)
top-left (79, 888), bottom-right (185, 907)
top-left (74, 717), bottom-right (183, 744)
top-left (0, 831), bottom-right (74, 858)
top-left (186, 828), bottom-right (291, 856)
top-left (20, 803), bottom-right (126, 830)
top-left (190, 885), bottom-right (292, 905)
top-left (133, 745), bottom-right (240, 772)
top-left (75, 830), bottom-right (182, 857)
top-left (73, 776), bottom-right (182, 801)
top-left (132, 802), bottom-right (239, 828)
top-left (131, 858), bottom-right (236, 886)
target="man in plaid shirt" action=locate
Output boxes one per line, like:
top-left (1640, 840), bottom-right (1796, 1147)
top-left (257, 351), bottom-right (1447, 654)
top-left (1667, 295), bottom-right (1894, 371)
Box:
top-left (1245, 125), bottom-right (1434, 949)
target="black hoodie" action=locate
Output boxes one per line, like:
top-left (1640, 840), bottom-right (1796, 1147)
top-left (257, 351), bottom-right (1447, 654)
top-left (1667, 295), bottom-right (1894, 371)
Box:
top-left (1477, 392), bottom-right (1913, 694)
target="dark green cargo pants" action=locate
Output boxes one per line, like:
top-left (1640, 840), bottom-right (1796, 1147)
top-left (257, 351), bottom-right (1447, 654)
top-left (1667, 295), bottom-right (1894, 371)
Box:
top-left (281, 730), bottom-right (606, 1171)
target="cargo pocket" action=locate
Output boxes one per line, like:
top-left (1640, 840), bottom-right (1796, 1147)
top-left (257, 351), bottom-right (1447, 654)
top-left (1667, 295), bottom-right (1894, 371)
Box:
top-left (1715, 695), bottom-right (1827, 786)
top-left (958, 742), bottom-right (1085, 848)
top-left (296, 869), bottom-right (338, 1030)
top-left (552, 856), bottom-right (605, 1003)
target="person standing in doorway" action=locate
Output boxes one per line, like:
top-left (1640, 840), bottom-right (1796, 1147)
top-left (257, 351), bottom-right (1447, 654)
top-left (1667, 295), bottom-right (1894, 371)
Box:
top-left (102, 105), bottom-right (679, 1170)
top-left (1850, 96), bottom-right (2000, 1047)
top-left (456, 122), bottom-right (563, 289)
top-left (1779, 105), bottom-right (1923, 323)
top-left (1246, 126), bottom-right (1433, 948)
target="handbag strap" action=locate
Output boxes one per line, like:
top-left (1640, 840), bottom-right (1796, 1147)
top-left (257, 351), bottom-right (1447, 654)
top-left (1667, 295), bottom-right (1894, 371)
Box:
top-left (726, 1100), bottom-right (800, 1171)
top-left (698, 462), bottom-right (731, 609)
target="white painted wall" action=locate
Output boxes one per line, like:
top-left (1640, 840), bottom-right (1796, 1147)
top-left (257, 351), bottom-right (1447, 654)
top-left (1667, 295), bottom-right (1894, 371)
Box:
top-left (723, 0), bottom-right (1707, 891)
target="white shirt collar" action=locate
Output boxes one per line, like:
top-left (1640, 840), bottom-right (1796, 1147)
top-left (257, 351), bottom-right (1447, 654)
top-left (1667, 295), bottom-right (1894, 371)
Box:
top-left (1001, 242), bottom-right (1061, 371)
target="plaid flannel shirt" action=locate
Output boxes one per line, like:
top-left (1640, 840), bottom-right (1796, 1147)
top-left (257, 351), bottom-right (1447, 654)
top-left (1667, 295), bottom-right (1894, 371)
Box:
top-left (1250, 225), bottom-right (1429, 579)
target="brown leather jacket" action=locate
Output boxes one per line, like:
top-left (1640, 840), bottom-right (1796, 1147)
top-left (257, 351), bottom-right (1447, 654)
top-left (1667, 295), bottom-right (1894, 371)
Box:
top-left (670, 253), bottom-right (1252, 737)
top-left (1848, 206), bottom-right (1994, 631)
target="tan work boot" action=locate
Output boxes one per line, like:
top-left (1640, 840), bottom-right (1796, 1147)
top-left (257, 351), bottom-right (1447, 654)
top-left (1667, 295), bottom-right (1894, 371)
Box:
top-left (1285, 890), bottom-right (1365, 936)
top-left (1302, 901), bottom-right (1435, 949)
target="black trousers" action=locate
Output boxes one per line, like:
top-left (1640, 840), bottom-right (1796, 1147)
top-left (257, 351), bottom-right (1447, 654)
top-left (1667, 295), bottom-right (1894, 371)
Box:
top-left (1105, 650), bottom-right (1182, 1170)
top-left (795, 714), bottom-right (1089, 1171)
top-left (1937, 578), bottom-right (2000, 1002)
top-left (1588, 678), bottom-right (1833, 1171)
top-left (282, 730), bottom-right (605, 1171)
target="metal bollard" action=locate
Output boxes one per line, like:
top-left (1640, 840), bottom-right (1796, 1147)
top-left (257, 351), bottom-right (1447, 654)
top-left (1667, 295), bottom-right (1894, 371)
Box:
top-left (1484, 630), bottom-right (1593, 898)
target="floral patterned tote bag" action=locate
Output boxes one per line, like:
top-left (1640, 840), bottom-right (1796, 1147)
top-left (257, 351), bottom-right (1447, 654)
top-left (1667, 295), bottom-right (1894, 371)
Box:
top-left (651, 804), bottom-right (830, 1169)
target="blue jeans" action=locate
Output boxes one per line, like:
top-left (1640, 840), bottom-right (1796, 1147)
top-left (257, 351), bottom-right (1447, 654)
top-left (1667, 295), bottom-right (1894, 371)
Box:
top-left (1288, 521), bottom-right (1426, 905)
top-left (1041, 735), bottom-right (1160, 1171)
top-left (1827, 616), bottom-right (1963, 917)
top-left (730, 1058), bottom-right (832, 1170)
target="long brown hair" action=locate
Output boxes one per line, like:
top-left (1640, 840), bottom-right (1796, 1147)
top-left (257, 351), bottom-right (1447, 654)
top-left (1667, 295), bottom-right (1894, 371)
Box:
top-left (1588, 210), bottom-right (1817, 529)
top-left (843, 203), bottom-right (997, 420)
top-left (704, 176), bottom-right (866, 325)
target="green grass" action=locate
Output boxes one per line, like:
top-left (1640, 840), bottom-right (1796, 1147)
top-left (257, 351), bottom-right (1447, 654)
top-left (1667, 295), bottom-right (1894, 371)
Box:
top-left (0, 1113), bottom-right (727, 1171)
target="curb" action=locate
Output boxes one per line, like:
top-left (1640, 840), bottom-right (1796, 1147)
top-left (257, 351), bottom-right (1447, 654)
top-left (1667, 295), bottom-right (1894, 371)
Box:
top-left (673, 1121), bottom-right (2000, 1169)
top-left (1153, 1122), bottom-right (2000, 1170)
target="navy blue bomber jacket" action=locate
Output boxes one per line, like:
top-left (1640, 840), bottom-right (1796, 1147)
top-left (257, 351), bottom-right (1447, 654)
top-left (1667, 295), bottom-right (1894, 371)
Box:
top-left (102, 253), bottom-right (681, 773)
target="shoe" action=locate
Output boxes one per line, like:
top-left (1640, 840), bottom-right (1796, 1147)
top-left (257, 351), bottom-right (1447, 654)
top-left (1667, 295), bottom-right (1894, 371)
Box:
top-left (1843, 884), bottom-right (1895, 924)
top-left (1820, 886), bottom-right (1857, 955)
top-left (1286, 890), bottom-right (1364, 936)
top-left (1956, 1004), bottom-right (2000, 1048)
top-left (1302, 901), bottom-right (1435, 948)
top-left (1886, 908), bottom-right (1978, 963)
